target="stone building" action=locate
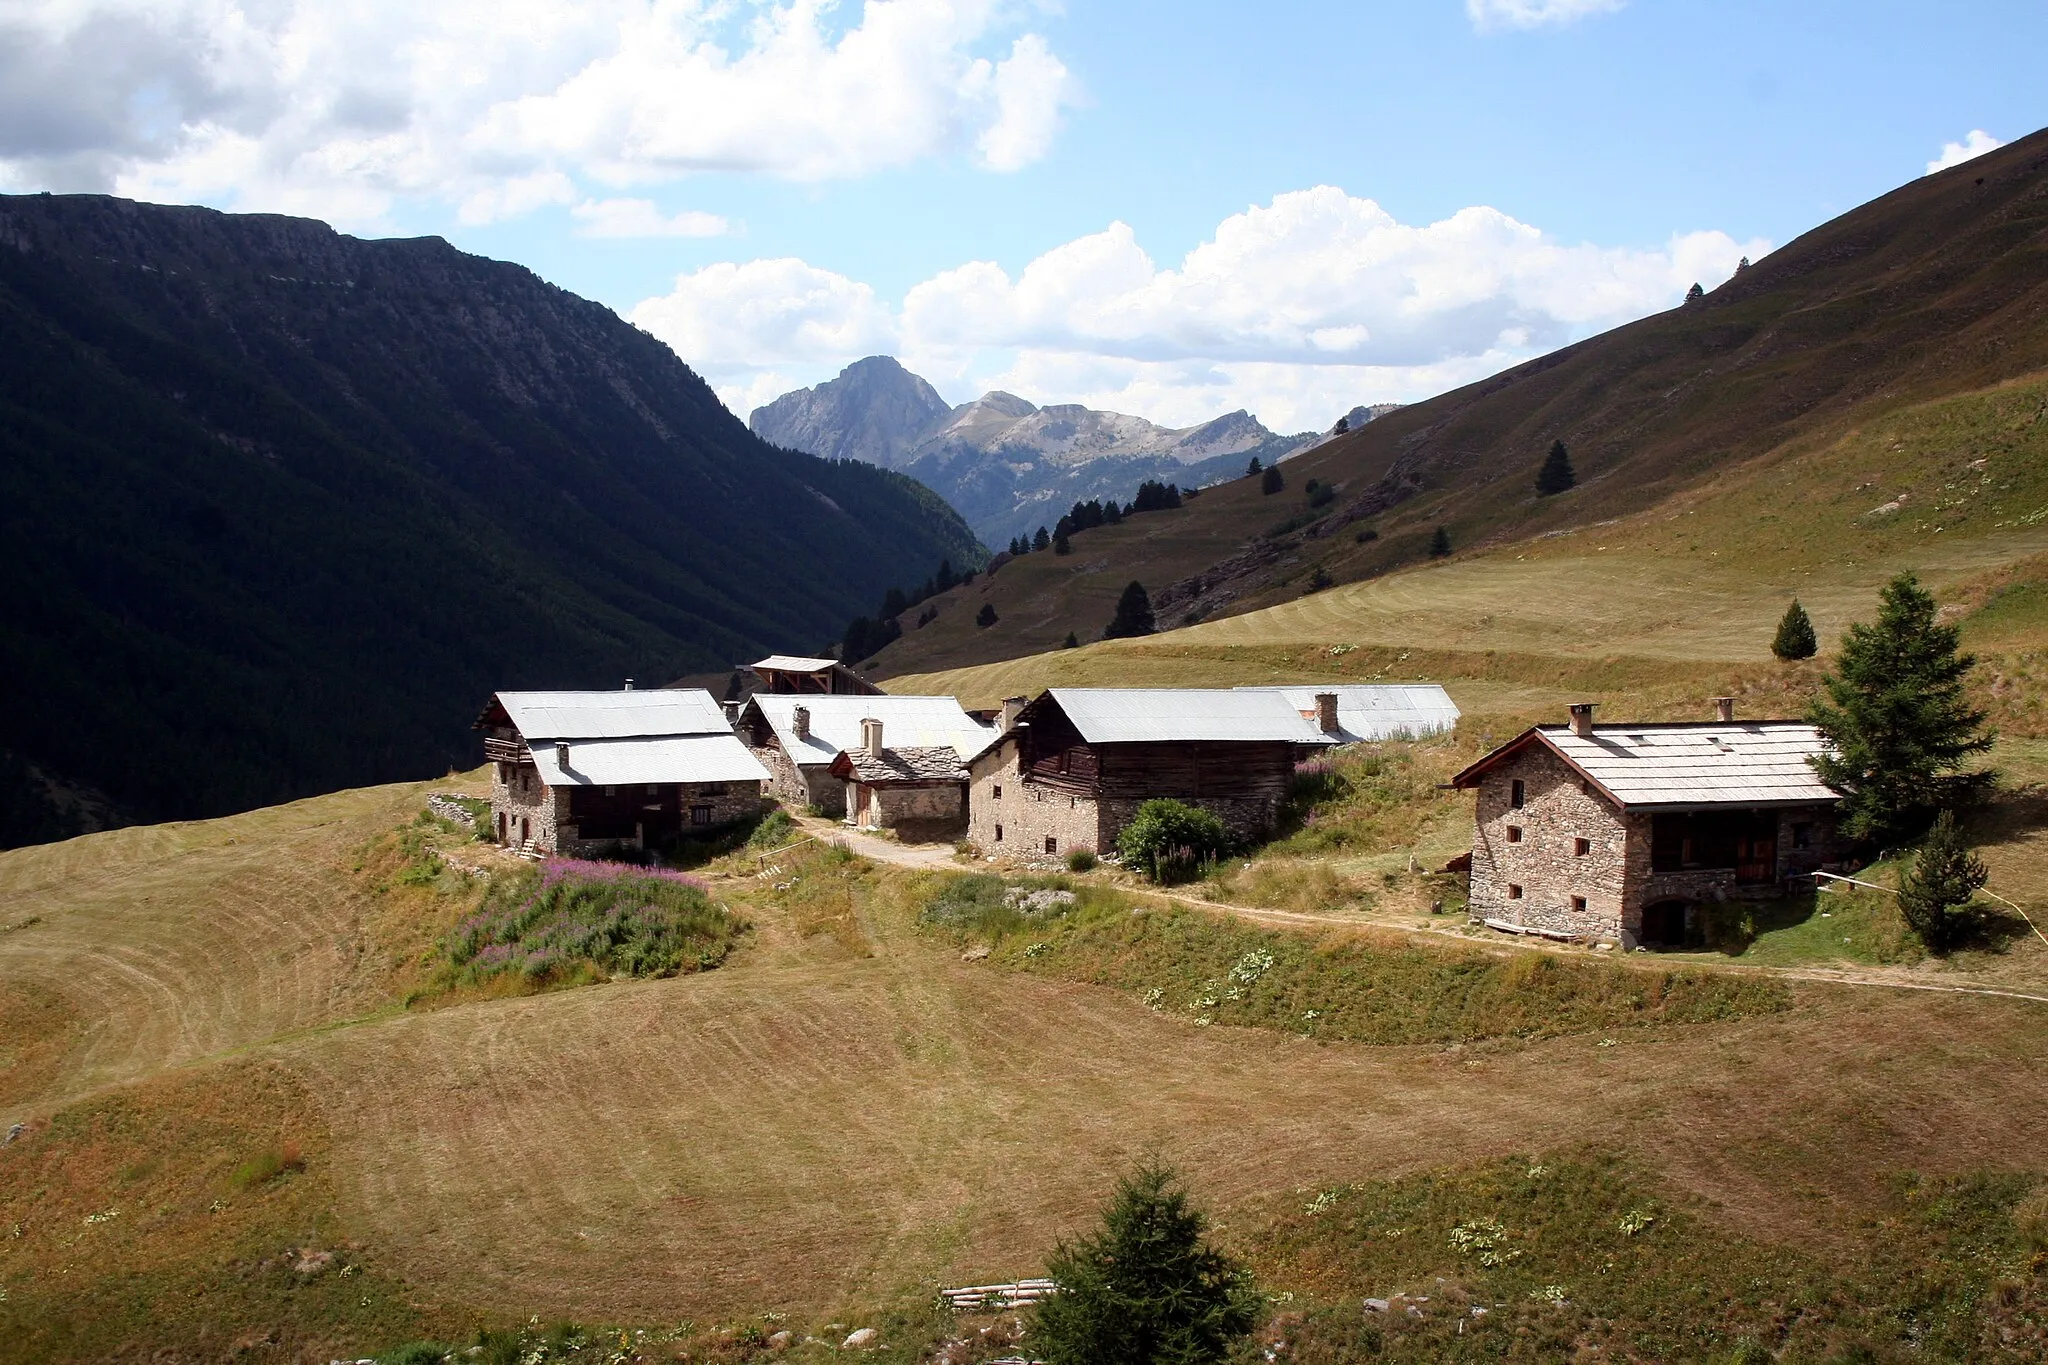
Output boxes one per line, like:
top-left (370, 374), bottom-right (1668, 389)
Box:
top-left (735, 693), bottom-right (994, 816)
top-left (828, 717), bottom-right (971, 840)
top-left (475, 687), bottom-right (769, 857)
top-left (1449, 700), bottom-right (1845, 948)
top-left (964, 688), bottom-right (1334, 858)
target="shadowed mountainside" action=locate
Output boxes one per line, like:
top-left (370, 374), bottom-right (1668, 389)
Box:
top-left (0, 195), bottom-right (979, 847)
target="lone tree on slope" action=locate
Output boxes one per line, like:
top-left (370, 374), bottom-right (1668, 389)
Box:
top-left (1261, 464), bottom-right (1285, 495)
top-left (1033, 1161), bottom-right (1258, 1365)
top-left (976, 602), bottom-right (998, 629)
top-left (1428, 526), bottom-right (1451, 558)
top-left (1897, 809), bottom-right (1989, 955)
top-left (1104, 581), bottom-right (1156, 639)
top-left (1772, 599), bottom-right (1818, 660)
top-left (1808, 571), bottom-right (1994, 846)
top-left (1535, 439), bottom-right (1576, 496)
top-left (1685, 281), bottom-right (1705, 303)
top-left (1244, 456), bottom-right (1262, 478)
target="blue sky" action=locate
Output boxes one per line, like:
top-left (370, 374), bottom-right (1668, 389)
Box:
top-left (3, 1), bottom-right (2041, 429)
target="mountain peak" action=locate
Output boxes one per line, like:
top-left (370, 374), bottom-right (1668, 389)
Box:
top-left (750, 356), bottom-right (952, 466)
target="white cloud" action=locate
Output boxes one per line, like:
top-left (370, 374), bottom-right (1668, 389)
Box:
top-left (571, 198), bottom-right (729, 239)
top-left (0, 1), bottom-right (1076, 229)
top-left (1467, 0), bottom-right (1626, 31)
top-left (1926, 129), bottom-right (2004, 175)
top-left (631, 187), bottom-right (1767, 432)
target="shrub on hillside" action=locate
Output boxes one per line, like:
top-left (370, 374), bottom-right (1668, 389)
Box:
top-left (1897, 809), bottom-right (1988, 954)
top-left (1117, 799), bottom-right (1230, 884)
top-left (446, 860), bottom-right (743, 985)
top-left (1067, 848), bottom-right (1098, 872)
top-left (920, 873), bottom-right (1078, 938)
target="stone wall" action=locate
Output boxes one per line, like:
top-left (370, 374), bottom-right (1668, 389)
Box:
top-left (1469, 745), bottom-right (1629, 940)
top-left (752, 743), bottom-right (843, 814)
top-left (490, 761), bottom-right (561, 853)
top-left (851, 781), bottom-right (966, 842)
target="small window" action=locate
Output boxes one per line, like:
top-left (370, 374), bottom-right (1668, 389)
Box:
top-left (691, 805), bottom-right (712, 826)
top-left (1506, 825), bottom-right (1523, 843)
top-left (1570, 895), bottom-right (1587, 913)
top-left (1510, 779), bottom-right (1525, 809)
top-left (1044, 835), bottom-right (1058, 854)
top-left (1507, 884), bottom-right (1523, 900)
top-left (1574, 837), bottom-right (1591, 857)
top-left (995, 823), bottom-right (1004, 842)
top-left (1792, 822), bottom-right (1813, 849)
top-left (702, 784), bottom-right (728, 797)
top-left (993, 784), bottom-right (1003, 799)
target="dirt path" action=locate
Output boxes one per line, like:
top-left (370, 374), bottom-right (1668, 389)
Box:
top-left (787, 816), bottom-right (965, 871)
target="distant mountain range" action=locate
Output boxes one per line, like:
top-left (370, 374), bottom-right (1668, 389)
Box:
top-left (0, 195), bottom-right (978, 848)
top-left (750, 357), bottom-right (1389, 543)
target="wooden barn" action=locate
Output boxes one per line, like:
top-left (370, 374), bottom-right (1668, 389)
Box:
top-left (1450, 699), bottom-right (1846, 948)
top-left (743, 654), bottom-right (883, 697)
top-left (965, 688), bottom-right (1333, 858)
top-left (476, 687), bottom-right (769, 857)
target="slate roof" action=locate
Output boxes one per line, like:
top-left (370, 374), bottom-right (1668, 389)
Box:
top-left (1043, 688), bottom-right (1334, 745)
top-left (830, 746), bottom-right (969, 784)
top-left (487, 688), bottom-right (730, 740)
top-left (1453, 722), bottom-right (1838, 810)
top-left (529, 733), bottom-right (770, 788)
top-left (744, 694), bottom-right (996, 767)
top-left (1234, 684), bottom-right (1461, 742)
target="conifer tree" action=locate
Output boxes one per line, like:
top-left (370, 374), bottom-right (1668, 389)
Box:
top-left (976, 603), bottom-right (998, 629)
top-left (1333, 415), bottom-right (1349, 433)
top-left (1808, 572), bottom-right (1994, 845)
top-left (1103, 581), bottom-right (1155, 639)
top-left (1535, 439), bottom-right (1576, 496)
top-left (1897, 809), bottom-right (1988, 954)
top-left (1063, 630), bottom-right (1079, 648)
top-left (1686, 282), bottom-right (1704, 303)
top-left (1429, 526), bottom-right (1451, 557)
top-left (1244, 456), bottom-right (1262, 478)
top-left (1033, 526), bottom-right (1051, 552)
top-left (1772, 599), bottom-right (1818, 660)
top-left (1033, 1161), bottom-right (1258, 1365)
top-left (1054, 531), bottom-right (1072, 555)
top-left (1261, 465), bottom-right (1284, 495)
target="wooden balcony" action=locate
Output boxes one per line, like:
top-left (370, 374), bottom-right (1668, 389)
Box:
top-left (482, 736), bottom-right (527, 764)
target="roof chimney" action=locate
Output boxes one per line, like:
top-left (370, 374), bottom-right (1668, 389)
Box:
top-left (1712, 696), bottom-right (1735, 723)
top-left (792, 705), bottom-right (810, 740)
top-left (1568, 703), bottom-right (1596, 738)
top-left (555, 741), bottom-right (571, 770)
top-left (623, 678), bottom-right (635, 691)
top-left (1314, 691), bottom-right (1341, 735)
top-left (1001, 695), bottom-right (1027, 732)
top-left (862, 716), bottom-right (884, 757)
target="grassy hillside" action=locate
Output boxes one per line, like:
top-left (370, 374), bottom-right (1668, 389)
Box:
top-left (865, 127), bottom-right (2048, 679)
top-left (0, 194), bottom-right (980, 848)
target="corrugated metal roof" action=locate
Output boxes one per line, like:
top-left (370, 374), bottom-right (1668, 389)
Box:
top-left (749, 694), bottom-right (996, 767)
top-left (1047, 689), bottom-right (1332, 744)
top-left (1235, 684), bottom-right (1461, 742)
top-left (496, 689), bottom-right (730, 740)
top-left (1534, 723), bottom-right (1836, 809)
top-left (530, 733), bottom-right (770, 787)
top-left (752, 654), bottom-right (839, 672)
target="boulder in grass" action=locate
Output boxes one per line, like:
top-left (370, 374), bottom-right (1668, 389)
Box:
top-left (843, 1327), bottom-right (879, 1349)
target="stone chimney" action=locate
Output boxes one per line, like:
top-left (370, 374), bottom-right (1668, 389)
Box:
top-left (623, 678), bottom-right (635, 691)
top-left (1314, 692), bottom-right (1340, 735)
top-left (1001, 696), bottom-right (1027, 732)
top-left (862, 717), bottom-right (884, 757)
top-left (1712, 696), bottom-right (1735, 723)
top-left (1568, 703), bottom-right (1596, 738)
top-left (792, 705), bottom-right (810, 741)
top-left (555, 741), bottom-right (571, 769)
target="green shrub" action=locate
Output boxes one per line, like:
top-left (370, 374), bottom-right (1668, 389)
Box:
top-left (1117, 800), bottom-right (1230, 884)
top-left (745, 807), bottom-right (800, 850)
top-left (1067, 848), bottom-right (1098, 872)
top-left (446, 860), bottom-right (745, 985)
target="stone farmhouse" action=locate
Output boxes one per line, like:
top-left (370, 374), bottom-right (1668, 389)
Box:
top-left (1450, 700), bottom-right (1844, 948)
top-left (735, 693), bottom-right (995, 819)
top-left (1233, 683), bottom-right (1461, 745)
top-left (476, 687), bottom-right (769, 857)
top-left (965, 688), bottom-right (1336, 858)
top-left (828, 719), bottom-right (973, 841)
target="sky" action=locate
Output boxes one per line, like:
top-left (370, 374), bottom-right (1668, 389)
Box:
top-left (3, 0), bottom-right (2042, 433)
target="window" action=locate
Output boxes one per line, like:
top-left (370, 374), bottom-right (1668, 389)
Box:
top-left (701, 784), bottom-right (728, 797)
top-left (1507, 884), bottom-right (1523, 900)
top-left (691, 805), bottom-right (712, 826)
top-left (1792, 822), bottom-right (1813, 849)
top-left (1570, 896), bottom-right (1587, 914)
top-left (1574, 837), bottom-right (1591, 857)
top-left (994, 824), bottom-right (1004, 842)
top-left (1510, 779), bottom-right (1525, 809)
top-left (1506, 825), bottom-right (1523, 843)
top-left (1045, 835), bottom-right (1058, 854)
top-left (993, 784), bottom-right (1002, 799)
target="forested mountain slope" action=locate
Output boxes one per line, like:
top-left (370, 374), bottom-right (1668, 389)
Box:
top-left (0, 194), bottom-right (978, 847)
top-left (866, 127), bottom-right (2048, 678)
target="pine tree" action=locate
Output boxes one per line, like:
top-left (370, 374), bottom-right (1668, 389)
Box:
top-left (1053, 531), bottom-right (1072, 555)
top-left (1897, 809), bottom-right (1988, 954)
top-left (1772, 599), bottom-right (1818, 660)
top-left (1260, 465), bottom-right (1284, 495)
top-left (1103, 581), bottom-right (1155, 639)
top-left (1429, 526), bottom-right (1451, 557)
top-left (1244, 456), bottom-right (1262, 478)
top-left (1735, 255), bottom-right (1751, 273)
top-left (976, 603), bottom-right (998, 629)
top-left (1063, 631), bottom-right (1079, 648)
top-left (1333, 416), bottom-right (1349, 434)
top-left (1033, 1161), bottom-right (1258, 1365)
top-left (1808, 572), bottom-right (1995, 846)
top-left (1685, 281), bottom-right (1704, 303)
top-left (1033, 526), bottom-right (1051, 552)
top-left (1535, 439), bottom-right (1575, 496)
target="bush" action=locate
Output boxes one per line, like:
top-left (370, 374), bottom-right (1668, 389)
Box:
top-left (1897, 809), bottom-right (1988, 954)
top-left (920, 873), bottom-right (1077, 938)
top-left (446, 860), bottom-right (744, 985)
top-left (744, 807), bottom-right (800, 850)
top-left (1067, 848), bottom-right (1097, 872)
top-left (1117, 799), bottom-right (1230, 884)
top-left (1773, 598), bottom-right (1818, 660)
